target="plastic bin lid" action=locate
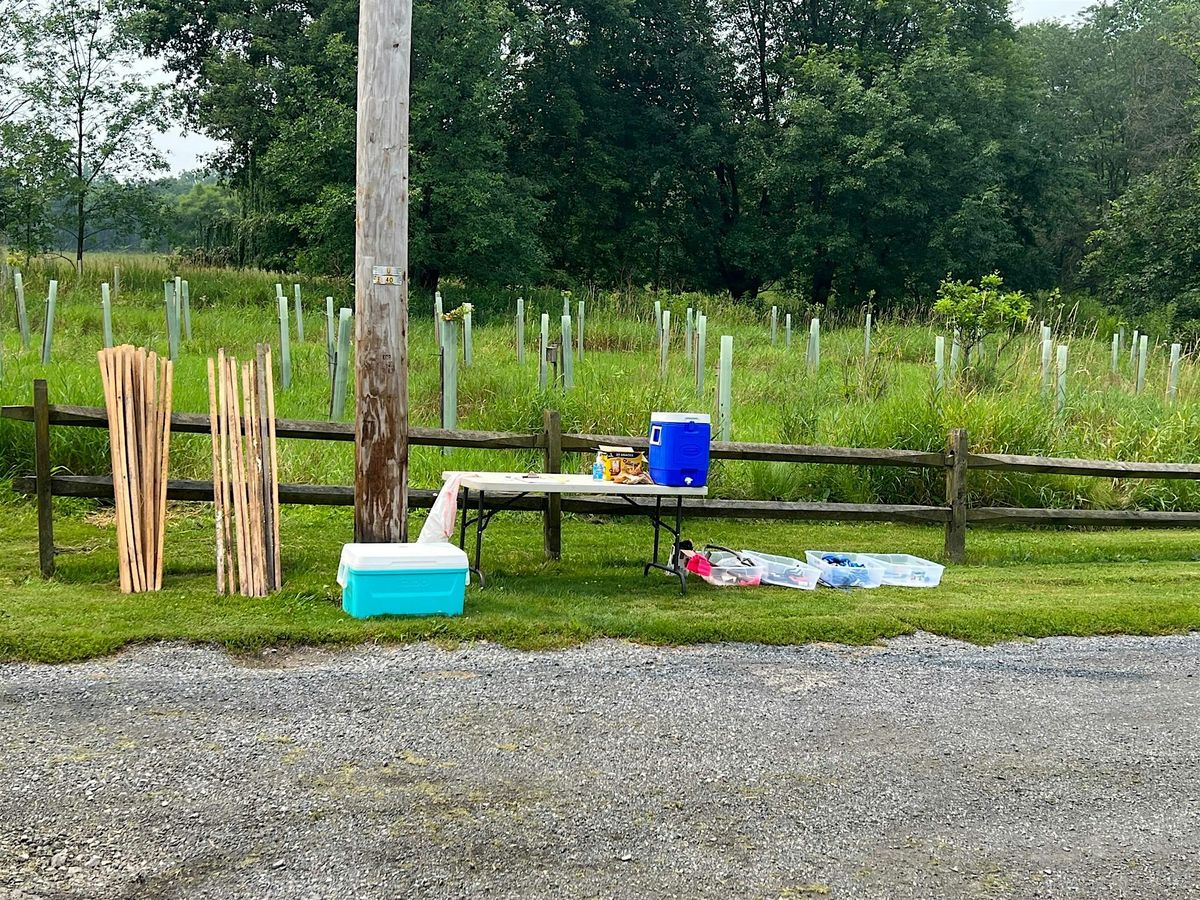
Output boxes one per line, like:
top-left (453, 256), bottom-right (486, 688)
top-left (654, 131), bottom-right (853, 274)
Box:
top-left (339, 542), bottom-right (468, 571)
top-left (650, 412), bottom-right (712, 424)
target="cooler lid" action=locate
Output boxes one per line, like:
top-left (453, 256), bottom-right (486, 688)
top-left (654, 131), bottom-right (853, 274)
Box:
top-left (650, 412), bottom-right (712, 425)
top-left (339, 542), bottom-right (468, 571)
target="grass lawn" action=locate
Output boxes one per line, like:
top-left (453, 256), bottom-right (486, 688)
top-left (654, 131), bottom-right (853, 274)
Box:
top-left (1, 497), bottom-right (1198, 662)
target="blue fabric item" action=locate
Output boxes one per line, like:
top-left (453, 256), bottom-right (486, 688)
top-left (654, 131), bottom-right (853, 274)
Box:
top-left (820, 554), bottom-right (872, 588)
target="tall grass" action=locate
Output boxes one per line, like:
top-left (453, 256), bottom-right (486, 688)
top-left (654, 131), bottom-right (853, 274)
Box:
top-left (3, 254), bottom-right (1200, 509)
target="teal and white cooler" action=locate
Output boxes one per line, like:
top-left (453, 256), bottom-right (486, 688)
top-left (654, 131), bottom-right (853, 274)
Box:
top-left (337, 543), bottom-right (468, 618)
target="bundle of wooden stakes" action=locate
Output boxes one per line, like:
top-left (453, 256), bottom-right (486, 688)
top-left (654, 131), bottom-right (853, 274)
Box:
top-left (97, 346), bottom-right (173, 592)
top-left (207, 346), bottom-right (282, 596)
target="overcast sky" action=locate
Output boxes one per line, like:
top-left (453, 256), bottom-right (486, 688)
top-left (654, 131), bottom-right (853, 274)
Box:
top-left (157, 0), bottom-right (1095, 174)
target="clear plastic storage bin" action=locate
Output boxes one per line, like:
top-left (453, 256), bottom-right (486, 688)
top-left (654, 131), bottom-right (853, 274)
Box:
top-left (861, 553), bottom-right (944, 588)
top-left (804, 551), bottom-right (887, 589)
top-left (739, 551), bottom-right (820, 590)
top-left (701, 550), bottom-right (768, 586)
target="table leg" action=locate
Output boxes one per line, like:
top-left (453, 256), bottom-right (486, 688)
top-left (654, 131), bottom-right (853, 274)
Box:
top-left (654, 496), bottom-right (662, 564)
top-left (459, 487), bottom-right (469, 551)
top-left (672, 497), bottom-right (686, 594)
top-left (636, 495), bottom-right (687, 594)
top-left (473, 489), bottom-right (486, 588)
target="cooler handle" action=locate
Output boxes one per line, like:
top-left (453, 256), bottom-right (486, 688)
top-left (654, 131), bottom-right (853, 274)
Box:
top-left (650, 424), bottom-right (663, 445)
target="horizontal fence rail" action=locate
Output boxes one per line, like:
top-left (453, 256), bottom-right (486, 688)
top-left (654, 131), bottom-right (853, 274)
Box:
top-left (8, 378), bottom-right (1200, 579)
top-left (10, 475), bottom-right (951, 524)
top-left (968, 452), bottom-right (1200, 480)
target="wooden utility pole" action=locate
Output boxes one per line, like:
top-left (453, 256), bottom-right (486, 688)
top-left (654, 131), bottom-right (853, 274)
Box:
top-left (354, 0), bottom-right (413, 542)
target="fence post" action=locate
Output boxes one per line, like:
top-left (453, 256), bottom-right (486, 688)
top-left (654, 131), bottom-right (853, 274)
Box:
top-left (785, 313), bottom-right (791, 350)
top-left (864, 312), bottom-right (872, 360)
top-left (543, 408), bottom-right (562, 560)
top-left (944, 427), bottom-right (968, 564)
top-left (34, 379), bottom-right (54, 578)
top-left (770, 306), bottom-right (778, 345)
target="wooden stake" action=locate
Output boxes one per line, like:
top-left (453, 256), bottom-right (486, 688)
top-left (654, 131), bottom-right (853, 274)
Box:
top-left (265, 346), bottom-right (282, 588)
top-left (255, 345), bottom-right (275, 592)
top-left (207, 357), bottom-right (226, 594)
top-left (98, 351), bottom-right (131, 593)
top-left (243, 359), bottom-right (263, 595)
top-left (155, 357), bottom-right (172, 590)
top-left (217, 351), bottom-right (235, 590)
top-left (115, 347), bottom-right (143, 592)
top-left (141, 352), bottom-right (157, 580)
top-left (226, 356), bottom-right (250, 596)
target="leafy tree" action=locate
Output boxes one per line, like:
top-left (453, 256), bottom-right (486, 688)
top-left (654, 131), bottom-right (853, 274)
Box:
top-left (509, 0), bottom-right (729, 291)
top-left (0, 0), bottom-right (27, 125)
top-left (1020, 0), bottom-right (1200, 282)
top-left (1083, 154), bottom-right (1200, 322)
top-left (118, 0), bottom-right (1198, 324)
top-left (137, 0), bottom-right (544, 283)
top-left (168, 178), bottom-right (242, 260)
top-left (933, 272), bottom-right (1032, 360)
top-left (0, 121), bottom-right (69, 257)
top-left (13, 0), bottom-right (168, 270)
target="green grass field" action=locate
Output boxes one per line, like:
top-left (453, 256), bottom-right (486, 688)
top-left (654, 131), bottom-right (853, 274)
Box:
top-left (3, 495), bottom-right (1199, 663)
top-left (6, 253), bottom-right (1200, 511)
top-left (0, 254), bottom-right (1198, 662)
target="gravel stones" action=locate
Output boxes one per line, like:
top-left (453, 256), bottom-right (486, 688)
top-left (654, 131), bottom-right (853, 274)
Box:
top-left (0, 633), bottom-right (1197, 898)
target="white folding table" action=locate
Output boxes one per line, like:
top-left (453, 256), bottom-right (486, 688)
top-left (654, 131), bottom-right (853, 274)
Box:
top-left (445, 472), bottom-right (708, 592)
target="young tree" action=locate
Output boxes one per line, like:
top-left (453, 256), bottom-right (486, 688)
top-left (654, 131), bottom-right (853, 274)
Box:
top-left (15, 0), bottom-right (167, 270)
top-left (933, 272), bottom-right (1031, 363)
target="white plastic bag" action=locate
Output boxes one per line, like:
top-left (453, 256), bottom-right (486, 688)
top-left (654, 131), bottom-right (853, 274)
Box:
top-left (418, 472), bottom-right (466, 543)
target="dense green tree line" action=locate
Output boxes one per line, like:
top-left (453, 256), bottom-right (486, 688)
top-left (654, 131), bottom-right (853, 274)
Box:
top-left (3, 0), bottom-right (1198, 315)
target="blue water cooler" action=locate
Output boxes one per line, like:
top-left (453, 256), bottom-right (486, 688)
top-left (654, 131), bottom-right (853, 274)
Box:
top-left (648, 412), bottom-right (712, 487)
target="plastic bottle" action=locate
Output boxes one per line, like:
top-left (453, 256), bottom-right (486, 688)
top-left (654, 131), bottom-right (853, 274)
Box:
top-left (592, 452), bottom-right (604, 480)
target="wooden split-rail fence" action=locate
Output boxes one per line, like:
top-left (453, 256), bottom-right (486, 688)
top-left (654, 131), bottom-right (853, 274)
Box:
top-left (10, 378), bottom-right (1200, 579)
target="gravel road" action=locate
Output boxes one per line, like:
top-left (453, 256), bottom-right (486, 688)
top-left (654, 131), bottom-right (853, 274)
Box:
top-left (1, 633), bottom-right (1198, 899)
